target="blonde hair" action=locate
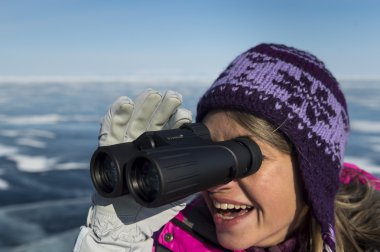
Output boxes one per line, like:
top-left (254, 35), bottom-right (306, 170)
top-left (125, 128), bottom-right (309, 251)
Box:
top-left (225, 110), bottom-right (380, 251)
top-left (225, 110), bottom-right (293, 155)
top-left (297, 175), bottom-right (380, 252)
top-left (335, 180), bottom-right (380, 251)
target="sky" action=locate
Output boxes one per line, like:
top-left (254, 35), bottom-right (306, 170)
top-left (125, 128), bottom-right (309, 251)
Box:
top-left (1, 0), bottom-right (380, 81)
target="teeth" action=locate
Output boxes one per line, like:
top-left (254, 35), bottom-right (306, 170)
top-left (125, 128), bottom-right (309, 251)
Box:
top-left (213, 201), bottom-right (252, 210)
top-left (214, 202), bottom-right (221, 209)
top-left (218, 215), bottom-right (235, 220)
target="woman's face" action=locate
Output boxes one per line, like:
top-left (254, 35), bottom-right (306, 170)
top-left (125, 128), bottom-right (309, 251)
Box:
top-left (202, 111), bottom-right (305, 250)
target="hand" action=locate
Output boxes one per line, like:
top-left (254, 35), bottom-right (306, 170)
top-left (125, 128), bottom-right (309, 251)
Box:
top-left (98, 89), bottom-right (192, 146)
top-left (81, 89), bottom-right (193, 249)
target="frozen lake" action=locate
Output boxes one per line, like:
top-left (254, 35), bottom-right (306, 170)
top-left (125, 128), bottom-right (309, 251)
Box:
top-left (0, 80), bottom-right (379, 251)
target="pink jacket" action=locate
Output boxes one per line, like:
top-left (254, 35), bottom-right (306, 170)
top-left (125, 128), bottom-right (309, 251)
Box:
top-left (153, 163), bottom-right (380, 252)
top-left (340, 163), bottom-right (380, 190)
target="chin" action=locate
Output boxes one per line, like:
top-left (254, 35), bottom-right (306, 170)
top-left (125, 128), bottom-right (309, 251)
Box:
top-left (215, 228), bottom-right (281, 250)
top-left (217, 235), bottom-right (253, 250)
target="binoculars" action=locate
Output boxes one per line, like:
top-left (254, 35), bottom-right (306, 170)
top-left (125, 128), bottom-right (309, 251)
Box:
top-left (90, 123), bottom-right (262, 207)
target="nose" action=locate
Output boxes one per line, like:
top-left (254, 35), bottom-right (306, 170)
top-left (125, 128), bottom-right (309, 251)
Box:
top-left (207, 179), bottom-right (238, 193)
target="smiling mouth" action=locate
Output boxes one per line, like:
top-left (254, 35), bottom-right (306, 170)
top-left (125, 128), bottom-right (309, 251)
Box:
top-left (213, 200), bottom-right (254, 220)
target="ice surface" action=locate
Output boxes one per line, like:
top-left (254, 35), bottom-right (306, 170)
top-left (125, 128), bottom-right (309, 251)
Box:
top-left (351, 120), bottom-right (380, 134)
top-left (0, 114), bottom-right (98, 125)
top-left (0, 80), bottom-right (379, 251)
top-left (0, 129), bottom-right (55, 138)
top-left (16, 138), bottom-right (47, 148)
top-left (0, 179), bottom-right (9, 190)
top-left (344, 156), bottom-right (380, 175)
top-left (0, 197), bottom-right (89, 251)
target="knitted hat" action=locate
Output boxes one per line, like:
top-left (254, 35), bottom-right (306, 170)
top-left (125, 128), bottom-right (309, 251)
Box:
top-left (196, 43), bottom-right (349, 251)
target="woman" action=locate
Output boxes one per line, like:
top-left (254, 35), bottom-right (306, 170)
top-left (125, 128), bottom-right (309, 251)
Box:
top-left (74, 43), bottom-right (380, 251)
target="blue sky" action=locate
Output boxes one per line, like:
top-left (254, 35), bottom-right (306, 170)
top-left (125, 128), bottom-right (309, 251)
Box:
top-left (1, 0), bottom-right (380, 80)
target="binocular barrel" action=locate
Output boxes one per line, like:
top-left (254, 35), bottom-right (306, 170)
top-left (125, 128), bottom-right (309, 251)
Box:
top-left (90, 123), bottom-right (262, 207)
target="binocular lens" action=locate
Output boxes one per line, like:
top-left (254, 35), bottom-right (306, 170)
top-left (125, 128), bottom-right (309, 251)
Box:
top-left (131, 158), bottom-right (161, 203)
top-left (94, 153), bottom-right (118, 194)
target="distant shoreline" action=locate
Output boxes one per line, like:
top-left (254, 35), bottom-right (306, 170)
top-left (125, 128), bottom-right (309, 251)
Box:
top-left (1, 75), bottom-right (380, 85)
top-left (0, 75), bottom-right (215, 85)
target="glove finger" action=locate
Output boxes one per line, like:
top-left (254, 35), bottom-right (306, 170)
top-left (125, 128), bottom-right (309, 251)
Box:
top-left (163, 108), bottom-right (192, 130)
top-left (125, 89), bottom-right (162, 141)
top-left (147, 90), bottom-right (183, 131)
top-left (99, 96), bottom-right (134, 146)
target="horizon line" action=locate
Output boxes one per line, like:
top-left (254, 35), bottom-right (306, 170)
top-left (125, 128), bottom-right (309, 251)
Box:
top-left (0, 74), bottom-right (215, 84)
top-left (0, 74), bottom-right (380, 84)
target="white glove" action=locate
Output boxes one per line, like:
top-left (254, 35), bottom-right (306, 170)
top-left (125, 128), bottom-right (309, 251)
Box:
top-left (73, 89), bottom-right (193, 252)
top-left (99, 89), bottom-right (192, 145)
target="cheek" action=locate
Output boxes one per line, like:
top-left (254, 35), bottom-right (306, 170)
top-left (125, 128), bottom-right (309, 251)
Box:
top-left (243, 162), bottom-right (301, 222)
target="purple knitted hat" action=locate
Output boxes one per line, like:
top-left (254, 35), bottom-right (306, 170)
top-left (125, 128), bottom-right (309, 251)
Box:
top-left (196, 43), bottom-right (349, 251)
